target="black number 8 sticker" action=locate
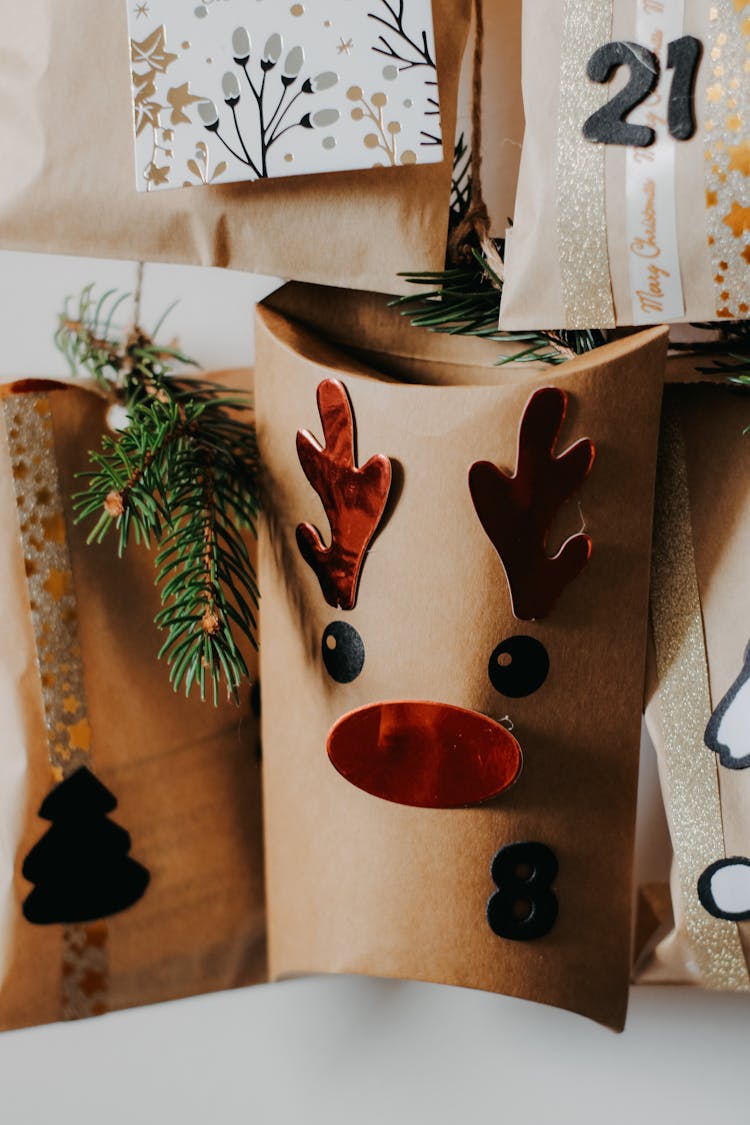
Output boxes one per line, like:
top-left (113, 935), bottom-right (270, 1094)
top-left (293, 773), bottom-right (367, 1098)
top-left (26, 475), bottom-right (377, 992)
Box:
top-left (487, 842), bottom-right (559, 942)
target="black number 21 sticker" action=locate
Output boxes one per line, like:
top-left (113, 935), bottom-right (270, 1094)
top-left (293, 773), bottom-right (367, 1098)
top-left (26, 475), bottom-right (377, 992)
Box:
top-left (582, 36), bottom-right (702, 147)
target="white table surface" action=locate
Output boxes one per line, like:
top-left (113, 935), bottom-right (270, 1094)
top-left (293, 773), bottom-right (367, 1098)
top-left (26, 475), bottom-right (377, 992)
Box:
top-left (0, 250), bottom-right (745, 1125)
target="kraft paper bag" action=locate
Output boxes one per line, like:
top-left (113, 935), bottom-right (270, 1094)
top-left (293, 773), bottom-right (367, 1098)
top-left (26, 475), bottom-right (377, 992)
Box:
top-left (639, 383), bottom-right (750, 990)
top-left (0, 378), bottom-right (265, 1031)
top-left (501, 0), bottom-right (749, 330)
top-left (454, 0), bottom-right (524, 237)
top-left (0, 0), bottom-right (469, 295)
top-left (256, 284), bottom-right (668, 1029)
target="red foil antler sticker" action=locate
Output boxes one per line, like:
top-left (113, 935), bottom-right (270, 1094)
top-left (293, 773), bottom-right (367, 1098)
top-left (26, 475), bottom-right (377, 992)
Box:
top-left (469, 387), bottom-right (595, 621)
top-left (297, 379), bottom-right (392, 611)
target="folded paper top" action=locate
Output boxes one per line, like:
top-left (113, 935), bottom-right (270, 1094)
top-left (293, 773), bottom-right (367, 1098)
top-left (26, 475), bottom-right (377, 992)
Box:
top-left (0, 0), bottom-right (468, 292)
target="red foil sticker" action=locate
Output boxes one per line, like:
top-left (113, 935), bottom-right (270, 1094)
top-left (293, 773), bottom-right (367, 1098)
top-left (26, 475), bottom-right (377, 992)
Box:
top-left (297, 379), bottom-right (392, 611)
top-left (327, 700), bottom-right (523, 809)
top-left (469, 387), bottom-right (595, 621)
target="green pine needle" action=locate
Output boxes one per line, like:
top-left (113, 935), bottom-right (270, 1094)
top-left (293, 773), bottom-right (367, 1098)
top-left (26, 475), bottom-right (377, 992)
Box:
top-left (393, 249), bottom-right (606, 364)
top-left (406, 139), bottom-right (750, 371)
top-left (393, 138), bottom-right (607, 365)
top-left (695, 322), bottom-right (750, 390)
top-left (450, 134), bottom-right (472, 228)
top-left (57, 286), bottom-right (259, 705)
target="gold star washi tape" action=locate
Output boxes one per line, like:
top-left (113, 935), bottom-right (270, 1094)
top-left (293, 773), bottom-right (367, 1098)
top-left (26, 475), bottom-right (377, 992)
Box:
top-left (2, 394), bottom-right (92, 780)
top-left (704, 0), bottom-right (750, 319)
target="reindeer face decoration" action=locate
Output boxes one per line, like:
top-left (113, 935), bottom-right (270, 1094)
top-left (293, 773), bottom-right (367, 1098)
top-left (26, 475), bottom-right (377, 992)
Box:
top-left (296, 379), bottom-right (593, 811)
top-left (257, 304), bottom-right (667, 1028)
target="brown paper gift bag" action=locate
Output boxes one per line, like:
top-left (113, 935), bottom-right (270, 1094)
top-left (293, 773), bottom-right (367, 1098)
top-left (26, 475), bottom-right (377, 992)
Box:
top-left (454, 0), bottom-right (524, 238)
top-left (639, 382), bottom-right (750, 990)
top-left (500, 0), bottom-right (749, 329)
top-left (0, 379), bottom-right (265, 1031)
top-left (255, 284), bottom-right (668, 1029)
top-left (0, 0), bottom-right (469, 295)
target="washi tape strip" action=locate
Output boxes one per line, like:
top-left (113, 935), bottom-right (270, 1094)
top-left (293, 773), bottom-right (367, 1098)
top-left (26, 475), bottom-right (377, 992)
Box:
top-left (650, 397), bottom-right (749, 990)
top-left (2, 394), bottom-right (108, 1020)
top-left (704, 0), bottom-right (750, 320)
top-left (557, 0), bottom-right (617, 329)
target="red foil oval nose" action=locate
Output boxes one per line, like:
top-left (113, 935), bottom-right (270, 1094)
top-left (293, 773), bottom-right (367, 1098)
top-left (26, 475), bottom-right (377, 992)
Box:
top-left (327, 701), bottom-right (523, 809)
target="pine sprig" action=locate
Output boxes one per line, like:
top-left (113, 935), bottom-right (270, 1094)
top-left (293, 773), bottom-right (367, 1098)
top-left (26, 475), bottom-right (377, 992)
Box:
top-left (394, 248), bottom-right (606, 364)
top-left (712, 357), bottom-right (750, 382)
top-left (74, 396), bottom-right (180, 551)
top-left (154, 421), bottom-right (259, 705)
top-left (57, 287), bottom-right (259, 704)
top-left (450, 133), bottom-right (472, 229)
top-left (397, 141), bottom-right (606, 365)
top-left (56, 284), bottom-right (195, 396)
top-left (690, 322), bottom-right (750, 389)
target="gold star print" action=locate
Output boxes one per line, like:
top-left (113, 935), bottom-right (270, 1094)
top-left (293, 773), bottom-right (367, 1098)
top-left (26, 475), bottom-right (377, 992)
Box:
top-left (337, 38), bottom-right (354, 55)
top-left (727, 140), bottom-right (750, 176)
top-left (41, 511), bottom-right (66, 545)
top-left (135, 2), bottom-right (150, 17)
top-left (724, 201), bottom-right (750, 238)
top-left (67, 718), bottom-right (92, 754)
top-left (63, 695), bottom-right (79, 716)
top-left (43, 568), bottom-right (71, 602)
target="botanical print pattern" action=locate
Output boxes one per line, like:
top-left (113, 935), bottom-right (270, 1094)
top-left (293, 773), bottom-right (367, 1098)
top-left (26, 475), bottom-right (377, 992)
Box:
top-left (368, 0), bottom-right (441, 145)
top-left (126, 0), bottom-right (443, 192)
top-left (346, 85), bottom-right (417, 167)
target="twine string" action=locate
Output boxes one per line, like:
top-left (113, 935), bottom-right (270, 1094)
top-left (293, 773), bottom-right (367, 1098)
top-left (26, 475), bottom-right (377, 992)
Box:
top-left (133, 260), bottom-right (145, 331)
top-left (448, 0), bottom-right (495, 268)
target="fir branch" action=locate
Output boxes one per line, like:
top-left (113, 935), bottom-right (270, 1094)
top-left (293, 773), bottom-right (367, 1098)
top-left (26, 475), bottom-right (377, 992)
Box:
top-left (398, 139), bottom-right (606, 366)
top-left (701, 351), bottom-right (750, 387)
top-left (450, 133), bottom-right (472, 229)
top-left (394, 249), bottom-right (605, 365)
top-left (155, 417), bottom-right (259, 705)
top-left (56, 284), bottom-right (194, 397)
top-left (690, 322), bottom-right (750, 387)
top-left (57, 288), bottom-right (259, 704)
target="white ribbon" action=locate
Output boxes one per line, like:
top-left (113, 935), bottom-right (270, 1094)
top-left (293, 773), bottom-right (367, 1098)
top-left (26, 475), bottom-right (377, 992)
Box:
top-left (626, 0), bottom-right (687, 322)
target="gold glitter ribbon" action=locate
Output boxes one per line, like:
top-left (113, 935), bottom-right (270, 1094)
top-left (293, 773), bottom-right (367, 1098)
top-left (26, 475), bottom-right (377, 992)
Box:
top-left (703, 0), bottom-right (750, 319)
top-left (557, 0), bottom-right (616, 329)
top-left (650, 397), bottom-right (749, 989)
top-left (2, 394), bottom-right (109, 1019)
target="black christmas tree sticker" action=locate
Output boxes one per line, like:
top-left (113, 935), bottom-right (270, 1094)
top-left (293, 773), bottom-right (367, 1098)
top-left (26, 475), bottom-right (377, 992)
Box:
top-left (22, 768), bottom-right (150, 926)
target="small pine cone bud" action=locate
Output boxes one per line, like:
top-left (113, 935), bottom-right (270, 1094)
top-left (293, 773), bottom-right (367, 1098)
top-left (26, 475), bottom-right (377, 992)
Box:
top-left (202, 611), bottom-right (221, 636)
top-left (104, 491), bottom-right (125, 518)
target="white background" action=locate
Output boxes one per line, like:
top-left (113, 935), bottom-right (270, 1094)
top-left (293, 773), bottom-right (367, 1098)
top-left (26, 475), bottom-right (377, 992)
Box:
top-left (0, 250), bottom-right (746, 1124)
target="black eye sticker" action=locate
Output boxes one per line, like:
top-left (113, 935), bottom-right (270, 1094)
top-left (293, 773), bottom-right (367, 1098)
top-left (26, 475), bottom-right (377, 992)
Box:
top-left (322, 622), bottom-right (365, 684)
top-left (489, 636), bottom-right (549, 699)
